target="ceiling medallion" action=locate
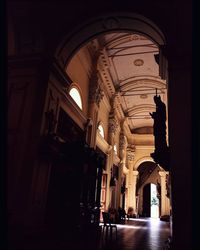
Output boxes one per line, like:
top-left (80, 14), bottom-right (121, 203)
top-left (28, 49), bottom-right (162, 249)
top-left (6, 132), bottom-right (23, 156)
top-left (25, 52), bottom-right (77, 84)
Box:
top-left (130, 34), bottom-right (140, 40)
top-left (140, 94), bottom-right (148, 99)
top-left (134, 59), bottom-right (144, 66)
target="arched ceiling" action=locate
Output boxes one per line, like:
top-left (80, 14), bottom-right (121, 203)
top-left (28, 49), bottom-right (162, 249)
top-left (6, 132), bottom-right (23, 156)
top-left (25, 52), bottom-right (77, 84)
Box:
top-left (96, 32), bottom-right (167, 133)
top-left (67, 31), bottom-right (168, 134)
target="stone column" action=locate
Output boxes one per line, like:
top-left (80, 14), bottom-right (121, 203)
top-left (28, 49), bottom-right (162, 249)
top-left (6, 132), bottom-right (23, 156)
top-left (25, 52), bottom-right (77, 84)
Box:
top-left (126, 145), bottom-right (136, 212)
top-left (88, 67), bottom-right (104, 147)
top-left (159, 171), bottom-right (169, 216)
top-left (117, 132), bottom-right (127, 208)
top-left (132, 170), bottom-right (139, 215)
top-left (107, 96), bottom-right (119, 208)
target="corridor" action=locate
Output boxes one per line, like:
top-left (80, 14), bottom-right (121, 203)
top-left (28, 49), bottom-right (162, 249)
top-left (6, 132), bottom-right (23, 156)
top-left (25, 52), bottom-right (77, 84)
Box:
top-left (8, 218), bottom-right (171, 250)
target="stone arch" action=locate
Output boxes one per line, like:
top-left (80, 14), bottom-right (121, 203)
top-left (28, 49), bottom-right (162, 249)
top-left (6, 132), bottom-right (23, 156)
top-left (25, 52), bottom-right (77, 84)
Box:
top-left (134, 156), bottom-right (155, 170)
top-left (54, 12), bottom-right (166, 70)
top-left (135, 156), bottom-right (165, 171)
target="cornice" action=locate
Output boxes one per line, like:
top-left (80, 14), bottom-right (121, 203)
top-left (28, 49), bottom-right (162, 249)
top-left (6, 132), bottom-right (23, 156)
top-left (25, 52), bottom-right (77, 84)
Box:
top-left (96, 132), bottom-right (112, 155)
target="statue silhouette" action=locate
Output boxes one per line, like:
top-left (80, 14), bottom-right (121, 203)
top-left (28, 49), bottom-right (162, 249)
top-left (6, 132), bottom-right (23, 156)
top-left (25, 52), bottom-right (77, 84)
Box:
top-left (150, 94), bottom-right (169, 171)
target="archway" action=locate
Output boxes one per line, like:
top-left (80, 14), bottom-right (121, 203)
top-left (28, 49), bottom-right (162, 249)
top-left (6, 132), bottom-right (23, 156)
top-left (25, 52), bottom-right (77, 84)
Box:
top-left (48, 9), bottom-right (169, 236)
top-left (54, 12), bottom-right (166, 71)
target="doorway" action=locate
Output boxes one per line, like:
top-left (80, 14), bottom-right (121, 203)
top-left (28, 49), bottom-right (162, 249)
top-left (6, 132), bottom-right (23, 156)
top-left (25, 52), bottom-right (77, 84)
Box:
top-left (143, 183), bottom-right (159, 218)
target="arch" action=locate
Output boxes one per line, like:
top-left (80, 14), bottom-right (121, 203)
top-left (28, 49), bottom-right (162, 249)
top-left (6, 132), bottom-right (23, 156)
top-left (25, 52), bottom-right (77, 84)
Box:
top-left (134, 156), bottom-right (155, 170)
top-left (135, 156), bottom-right (165, 171)
top-left (119, 77), bottom-right (166, 92)
top-left (127, 104), bottom-right (155, 116)
top-left (54, 12), bottom-right (166, 69)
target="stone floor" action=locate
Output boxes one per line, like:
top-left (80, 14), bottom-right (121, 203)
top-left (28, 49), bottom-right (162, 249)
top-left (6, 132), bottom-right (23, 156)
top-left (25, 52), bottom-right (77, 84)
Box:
top-left (8, 218), bottom-right (171, 250)
top-left (99, 218), bottom-right (171, 250)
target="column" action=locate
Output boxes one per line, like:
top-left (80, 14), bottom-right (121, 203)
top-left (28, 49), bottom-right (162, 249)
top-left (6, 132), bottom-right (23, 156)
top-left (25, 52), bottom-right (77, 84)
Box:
top-left (159, 171), bottom-right (168, 216)
top-left (117, 132), bottom-right (127, 208)
top-left (126, 145), bottom-right (136, 212)
top-left (107, 95), bottom-right (119, 208)
top-left (88, 62), bottom-right (104, 147)
top-left (132, 171), bottom-right (139, 215)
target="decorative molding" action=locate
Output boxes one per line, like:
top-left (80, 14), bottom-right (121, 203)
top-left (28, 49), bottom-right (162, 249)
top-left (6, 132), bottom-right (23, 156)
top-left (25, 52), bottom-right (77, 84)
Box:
top-left (130, 134), bottom-right (154, 146)
top-left (96, 132), bottom-right (112, 155)
top-left (134, 59), bottom-right (144, 66)
top-left (89, 71), bottom-right (104, 107)
top-left (119, 76), bottom-right (166, 93)
top-left (127, 144), bottom-right (135, 161)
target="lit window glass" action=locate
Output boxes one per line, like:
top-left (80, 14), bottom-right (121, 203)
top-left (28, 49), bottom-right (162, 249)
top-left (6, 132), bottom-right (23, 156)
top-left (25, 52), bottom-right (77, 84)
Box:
top-left (69, 87), bottom-right (82, 109)
top-left (98, 124), bottom-right (104, 138)
top-left (114, 144), bottom-right (117, 154)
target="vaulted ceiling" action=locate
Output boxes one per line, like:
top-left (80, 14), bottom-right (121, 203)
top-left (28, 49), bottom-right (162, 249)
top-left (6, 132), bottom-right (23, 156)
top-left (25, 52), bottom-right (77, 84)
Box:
top-left (67, 31), bottom-right (168, 135)
top-left (96, 32), bottom-right (167, 133)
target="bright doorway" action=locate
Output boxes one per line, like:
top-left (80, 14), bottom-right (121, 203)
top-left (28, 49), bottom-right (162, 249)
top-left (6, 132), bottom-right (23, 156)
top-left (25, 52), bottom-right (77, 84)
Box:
top-left (150, 183), bottom-right (159, 218)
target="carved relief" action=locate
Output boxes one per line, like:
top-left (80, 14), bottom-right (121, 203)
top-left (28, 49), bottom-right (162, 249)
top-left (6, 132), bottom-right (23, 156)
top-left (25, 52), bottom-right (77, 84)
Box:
top-left (127, 144), bottom-right (135, 161)
top-left (89, 69), bottom-right (104, 107)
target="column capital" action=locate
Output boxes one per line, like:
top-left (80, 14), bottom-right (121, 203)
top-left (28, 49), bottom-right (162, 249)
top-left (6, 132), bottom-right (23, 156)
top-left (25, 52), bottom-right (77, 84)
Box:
top-left (133, 170), bottom-right (139, 176)
top-left (159, 171), bottom-right (166, 177)
top-left (127, 144), bottom-right (135, 161)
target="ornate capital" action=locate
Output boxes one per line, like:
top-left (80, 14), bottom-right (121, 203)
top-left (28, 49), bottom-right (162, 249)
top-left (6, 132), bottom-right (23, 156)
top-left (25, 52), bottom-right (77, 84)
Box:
top-left (108, 116), bottom-right (119, 134)
top-left (89, 75), bottom-right (104, 107)
top-left (127, 144), bottom-right (135, 161)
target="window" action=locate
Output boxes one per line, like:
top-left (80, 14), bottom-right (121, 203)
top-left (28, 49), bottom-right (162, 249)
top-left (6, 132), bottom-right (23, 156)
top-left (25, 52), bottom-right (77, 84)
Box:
top-left (98, 124), bottom-right (105, 138)
top-left (114, 144), bottom-right (117, 155)
top-left (69, 87), bottom-right (82, 110)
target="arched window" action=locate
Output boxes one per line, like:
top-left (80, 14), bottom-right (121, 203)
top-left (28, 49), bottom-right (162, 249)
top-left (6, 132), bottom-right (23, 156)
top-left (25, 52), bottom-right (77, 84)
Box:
top-left (98, 124), bottom-right (104, 138)
top-left (69, 86), bottom-right (83, 110)
top-left (114, 144), bottom-right (117, 155)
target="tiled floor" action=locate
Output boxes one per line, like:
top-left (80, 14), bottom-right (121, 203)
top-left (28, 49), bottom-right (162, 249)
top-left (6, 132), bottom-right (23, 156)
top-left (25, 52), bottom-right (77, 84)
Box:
top-left (8, 218), bottom-right (171, 250)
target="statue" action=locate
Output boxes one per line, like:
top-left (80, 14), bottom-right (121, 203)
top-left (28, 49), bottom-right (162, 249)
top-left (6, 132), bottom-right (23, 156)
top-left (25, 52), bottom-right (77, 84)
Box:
top-left (150, 92), bottom-right (169, 171)
top-left (150, 94), bottom-right (167, 150)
